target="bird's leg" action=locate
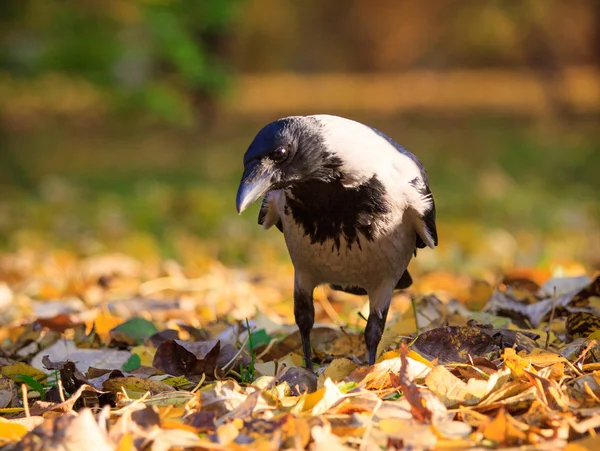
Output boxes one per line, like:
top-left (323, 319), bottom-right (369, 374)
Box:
top-left (365, 306), bottom-right (390, 365)
top-left (365, 284), bottom-right (394, 365)
top-left (294, 281), bottom-right (315, 371)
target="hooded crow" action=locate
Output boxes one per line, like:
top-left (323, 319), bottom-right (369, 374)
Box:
top-left (236, 115), bottom-right (437, 369)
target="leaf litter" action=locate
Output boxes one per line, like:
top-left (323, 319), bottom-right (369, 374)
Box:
top-left (0, 249), bottom-right (599, 450)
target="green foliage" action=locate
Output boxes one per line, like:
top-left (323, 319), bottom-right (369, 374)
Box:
top-left (0, 0), bottom-right (242, 122)
top-left (239, 318), bottom-right (257, 384)
top-left (14, 374), bottom-right (47, 401)
top-left (122, 354), bottom-right (142, 372)
top-left (111, 318), bottom-right (159, 346)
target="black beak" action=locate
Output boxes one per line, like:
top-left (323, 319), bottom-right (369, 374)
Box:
top-left (236, 161), bottom-right (273, 214)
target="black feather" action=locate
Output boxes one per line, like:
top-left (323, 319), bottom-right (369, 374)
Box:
top-left (286, 174), bottom-right (389, 251)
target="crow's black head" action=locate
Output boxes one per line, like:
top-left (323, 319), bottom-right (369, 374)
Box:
top-left (236, 116), bottom-right (342, 213)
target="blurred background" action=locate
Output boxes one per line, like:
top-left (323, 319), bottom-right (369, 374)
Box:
top-left (0, 0), bottom-right (599, 279)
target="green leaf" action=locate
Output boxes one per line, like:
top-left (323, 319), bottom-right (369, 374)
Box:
top-left (110, 318), bottom-right (159, 346)
top-left (122, 353), bottom-right (142, 372)
top-left (14, 374), bottom-right (46, 401)
top-left (248, 329), bottom-right (271, 349)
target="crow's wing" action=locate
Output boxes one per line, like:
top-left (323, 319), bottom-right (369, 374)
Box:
top-left (368, 126), bottom-right (438, 249)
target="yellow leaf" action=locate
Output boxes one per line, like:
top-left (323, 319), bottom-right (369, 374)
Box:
top-left (303, 378), bottom-right (344, 415)
top-left (91, 312), bottom-right (125, 341)
top-left (467, 280), bottom-right (494, 310)
top-left (116, 433), bottom-right (134, 451)
top-left (1, 363), bottom-right (47, 382)
top-left (408, 350), bottom-right (435, 368)
top-left (425, 366), bottom-right (510, 407)
top-left (379, 418), bottom-right (411, 434)
top-left (389, 317), bottom-right (418, 337)
top-left (517, 348), bottom-right (566, 367)
top-left (503, 348), bottom-right (535, 377)
top-left (161, 419), bottom-right (200, 433)
top-left (321, 359), bottom-right (358, 385)
top-left (157, 406), bottom-right (187, 420)
top-left (281, 416), bottom-right (311, 448)
top-left (586, 330), bottom-right (600, 341)
top-left (482, 409), bottom-right (527, 445)
top-left (582, 363), bottom-right (600, 372)
top-left (161, 376), bottom-right (190, 388)
top-left (216, 422), bottom-right (239, 445)
top-left (130, 345), bottom-right (155, 367)
top-left (0, 419), bottom-right (28, 443)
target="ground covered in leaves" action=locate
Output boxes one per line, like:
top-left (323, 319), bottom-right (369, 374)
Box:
top-left (0, 249), bottom-right (600, 450)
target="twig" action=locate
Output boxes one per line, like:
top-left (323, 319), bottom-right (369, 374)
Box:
top-left (545, 286), bottom-right (557, 350)
top-left (191, 373), bottom-right (206, 393)
top-left (411, 297), bottom-right (420, 336)
top-left (221, 334), bottom-right (251, 373)
top-left (57, 378), bottom-right (66, 403)
top-left (111, 391), bottom-right (150, 416)
top-left (256, 338), bottom-right (278, 360)
top-left (22, 384), bottom-right (30, 419)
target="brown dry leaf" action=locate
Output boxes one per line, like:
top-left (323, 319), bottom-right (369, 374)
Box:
top-left (566, 312), bottom-right (600, 341)
top-left (153, 339), bottom-right (220, 377)
top-left (29, 384), bottom-right (101, 416)
top-left (0, 377), bottom-right (19, 409)
top-left (412, 325), bottom-right (498, 363)
top-left (279, 367), bottom-right (318, 395)
top-left (524, 371), bottom-right (570, 412)
top-left (565, 434), bottom-right (600, 451)
top-left (388, 343), bottom-right (432, 423)
top-left (102, 376), bottom-right (175, 397)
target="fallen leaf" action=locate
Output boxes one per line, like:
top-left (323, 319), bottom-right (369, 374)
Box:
top-left (153, 339), bottom-right (220, 377)
top-left (482, 408), bottom-right (528, 446)
top-left (388, 343), bottom-right (432, 423)
top-left (302, 378), bottom-right (344, 416)
top-left (279, 367), bottom-right (318, 395)
top-left (19, 408), bottom-right (113, 451)
top-left (1, 362), bottom-right (47, 382)
top-left (425, 365), bottom-right (510, 407)
top-left (0, 417), bottom-right (28, 445)
top-left (102, 376), bottom-right (175, 397)
top-left (110, 317), bottom-right (159, 346)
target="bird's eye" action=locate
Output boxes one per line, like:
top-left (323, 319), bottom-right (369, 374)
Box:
top-left (270, 146), bottom-right (288, 162)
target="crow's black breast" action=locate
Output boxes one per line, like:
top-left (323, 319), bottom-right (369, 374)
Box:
top-left (286, 175), bottom-right (389, 251)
